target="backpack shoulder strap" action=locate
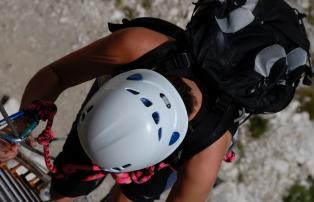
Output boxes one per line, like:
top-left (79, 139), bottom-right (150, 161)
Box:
top-left (109, 18), bottom-right (194, 78)
top-left (108, 17), bottom-right (185, 40)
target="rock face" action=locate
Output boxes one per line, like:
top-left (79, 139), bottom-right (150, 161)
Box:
top-left (0, 0), bottom-right (313, 201)
top-left (210, 101), bottom-right (314, 202)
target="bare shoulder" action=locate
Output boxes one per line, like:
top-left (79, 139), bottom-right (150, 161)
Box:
top-left (103, 27), bottom-right (173, 63)
top-left (46, 27), bottom-right (172, 88)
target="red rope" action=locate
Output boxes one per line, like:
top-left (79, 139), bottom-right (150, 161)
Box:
top-left (112, 162), bottom-right (172, 184)
top-left (26, 100), bottom-right (58, 173)
top-left (223, 150), bottom-right (236, 163)
top-left (53, 163), bottom-right (106, 181)
top-left (25, 100), bottom-right (172, 184)
top-left (25, 100), bottom-right (234, 183)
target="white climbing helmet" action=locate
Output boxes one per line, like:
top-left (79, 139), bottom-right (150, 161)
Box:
top-left (77, 69), bottom-right (188, 173)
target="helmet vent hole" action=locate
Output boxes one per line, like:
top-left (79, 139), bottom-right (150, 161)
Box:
top-left (141, 98), bottom-right (153, 107)
top-left (158, 128), bottom-right (162, 141)
top-left (87, 105), bottom-right (94, 113)
top-left (122, 164), bottom-right (131, 168)
top-left (81, 113), bottom-right (86, 122)
top-left (169, 132), bottom-right (180, 146)
top-left (127, 74), bottom-right (143, 81)
top-left (160, 93), bottom-right (171, 109)
top-left (126, 89), bottom-right (140, 95)
top-left (112, 167), bottom-right (122, 172)
top-left (152, 112), bottom-right (160, 124)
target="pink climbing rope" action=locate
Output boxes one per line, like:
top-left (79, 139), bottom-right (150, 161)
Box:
top-left (112, 162), bottom-right (171, 184)
top-left (25, 100), bottom-right (236, 184)
top-left (224, 150), bottom-right (236, 163)
top-left (26, 100), bottom-right (58, 173)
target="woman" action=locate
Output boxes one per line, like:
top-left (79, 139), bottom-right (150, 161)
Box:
top-left (0, 27), bottom-right (235, 202)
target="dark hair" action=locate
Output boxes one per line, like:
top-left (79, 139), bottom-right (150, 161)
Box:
top-left (156, 69), bottom-right (196, 115)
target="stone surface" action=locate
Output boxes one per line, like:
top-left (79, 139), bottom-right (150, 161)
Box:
top-left (0, 0), bottom-right (313, 201)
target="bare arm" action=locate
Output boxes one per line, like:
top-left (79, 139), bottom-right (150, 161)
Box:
top-left (20, 27), bottom-right (171, 109)
top-left (167, 131), bottom-right (232, 202)
top-left (0, 27), bottom-right (171, 164)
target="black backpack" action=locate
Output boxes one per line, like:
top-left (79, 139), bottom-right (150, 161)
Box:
top-left (187, 0), bottom-right (313, 114)
top-left (108, 0), bottom-right (313, 167)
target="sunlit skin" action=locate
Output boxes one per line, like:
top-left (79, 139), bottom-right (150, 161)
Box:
top-left (0, 28), bottom-right (232, 202)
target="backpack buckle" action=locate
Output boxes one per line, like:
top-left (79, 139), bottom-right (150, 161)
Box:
top-left (173, 52), bottom-right (191, 69)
